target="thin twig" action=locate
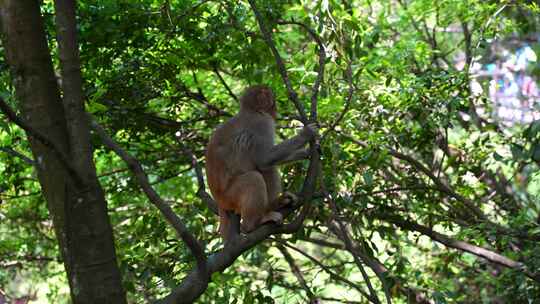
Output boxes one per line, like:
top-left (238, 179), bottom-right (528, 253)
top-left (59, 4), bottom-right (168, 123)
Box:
top-left (174, 136), bottom-right (218, 214)
top-left (467, 3), bottom-right (508, 74)
top-left (322, 60), bottom-right (354, 141)
top-left (277, 244), bottom-right (315, 300)
top-left (323, 186), bottom-right (384, 304)
top-left (177, 82), bottom-right (232, 117)
top-left (274, 238), bottom-right (376, 303)
top-left (212, 64), bottom-right (238, 103)
top-left (0, 147), bottom-right (36, 166)
top-left (277, 19), bottom-right (326, 121)
top-left (341, 132), bottom-right (486, 220)
top-left (248, 0), bottom-right (321, 211)
top-left (247, 0), bottom-right (307, 123)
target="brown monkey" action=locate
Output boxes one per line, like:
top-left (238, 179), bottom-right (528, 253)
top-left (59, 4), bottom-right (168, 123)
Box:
top-left (205, 85), bottom-right (317, 240)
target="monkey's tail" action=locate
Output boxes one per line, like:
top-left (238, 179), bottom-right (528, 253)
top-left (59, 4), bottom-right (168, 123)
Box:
top-left (218, 208), bottom-right (230, 239)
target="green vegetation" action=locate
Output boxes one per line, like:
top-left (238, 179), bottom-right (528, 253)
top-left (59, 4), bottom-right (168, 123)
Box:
top-left (1, 1), bottom-right (539, 303)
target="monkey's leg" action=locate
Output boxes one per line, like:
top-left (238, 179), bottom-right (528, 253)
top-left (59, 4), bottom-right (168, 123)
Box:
top-left (261, 169), bottom-right (294, 214)
top-left (226, 171), bottom-right (280, 233)
top-left (271, 191), bottom-right (298, 210)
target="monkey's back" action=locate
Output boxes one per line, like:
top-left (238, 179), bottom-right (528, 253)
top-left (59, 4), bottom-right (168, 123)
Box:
top-left (206, 117), bottom-right (250, 210)
top-left (205, 114), bottom-right (274, 211)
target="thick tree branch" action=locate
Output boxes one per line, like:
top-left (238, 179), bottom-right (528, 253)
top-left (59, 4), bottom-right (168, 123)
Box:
top-left (54, 0), bottom-right (93, 183)
top-left (92, 118), bottom-right (316, 303)
top-left (2, 1), bottom-right (127, 301)
top-left (158, 208), bottom-right (311, 303)
top-left (90, 117), bottom-right (207, 270)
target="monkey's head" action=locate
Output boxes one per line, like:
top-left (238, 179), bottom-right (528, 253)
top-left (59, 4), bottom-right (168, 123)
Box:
top-left (239, 85), bottom-right (277, 119)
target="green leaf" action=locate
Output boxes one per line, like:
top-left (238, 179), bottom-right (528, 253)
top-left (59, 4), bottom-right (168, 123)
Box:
top-left (0, 119), bottom-right (11, 134)
top-left (363, 171), bottom-right (374, 186)
top-left (532, 143), bottom-right (540, 162)
top-left (511, 143), bottom-right (526, 160)
top-left (526, 120), bottom-right (540, 139)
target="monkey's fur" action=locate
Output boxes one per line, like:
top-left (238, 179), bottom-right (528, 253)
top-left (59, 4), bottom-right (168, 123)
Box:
top-left (205, 85), bottom-right (317, 240)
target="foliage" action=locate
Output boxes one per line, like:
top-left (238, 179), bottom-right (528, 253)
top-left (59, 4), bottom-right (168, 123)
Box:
top-left (1, 0), bottom-right (540, 303)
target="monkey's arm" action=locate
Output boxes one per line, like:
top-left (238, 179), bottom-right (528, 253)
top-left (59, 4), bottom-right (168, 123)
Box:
top-left (272, 148), bottom-right (310, 166)
top-left (257, 124), bottom-right (317, 169)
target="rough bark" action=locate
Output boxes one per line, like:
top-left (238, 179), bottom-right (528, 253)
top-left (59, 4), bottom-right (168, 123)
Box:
top-left (0, 1), bottom-right (126, 303)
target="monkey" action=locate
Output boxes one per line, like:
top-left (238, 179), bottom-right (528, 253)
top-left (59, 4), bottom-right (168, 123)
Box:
top-left (205, 85), bottom-right (317, 240)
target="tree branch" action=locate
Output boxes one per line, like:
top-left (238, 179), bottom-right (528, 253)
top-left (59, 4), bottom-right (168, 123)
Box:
top-left (0, 97), bottom-right (84, 185)
top-left (341, 133), bottom-right (486, 220)
top-left (158, 210), bottom-right (310, 303)
top-left (277, 244), bottom-right (315, 301)
top-left (322, 60), bottom-right (354, 141)
top-left (54, 0), bottom-right (93, 182)
top-left (0, 146), bottom-right (36, 166)
top-left (157, 4), bottom-right (328, 302)
top-left (248, 1), bottom-right (322, 201)
top-left (211, 64), bottom-right (238, 103)
top-left (375, 212), bottom-right (540, 283)
top-left (90, 117), bottom-right (207, 270)
top-left (177, 82), bottom-right (232, 117)
top-left (276, 19), bottom-right (326, 121)
top-left (274, 238), bottom-right (377, 303)
top-left (274, 21), bottom-right (325, 196)
top-left (247, 0), bottom-right (307, 123)
top-left (93, 118), bottom-right (317, 303)
top-left (174, 136), bottom-right (218, 214)
top-left (302, 234), bottom-right (435, 304)
top-left (323, 185), bottom-right (385, 304)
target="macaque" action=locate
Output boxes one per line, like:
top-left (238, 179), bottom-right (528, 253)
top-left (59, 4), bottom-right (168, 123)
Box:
top-left (205, 85), bottom-right (317, 240)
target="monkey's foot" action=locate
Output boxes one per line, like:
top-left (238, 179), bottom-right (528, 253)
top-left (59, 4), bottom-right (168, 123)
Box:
top-left (261, 211), bottom-right (283, 225)
top-left (279, 191), bottom-right (298, 207)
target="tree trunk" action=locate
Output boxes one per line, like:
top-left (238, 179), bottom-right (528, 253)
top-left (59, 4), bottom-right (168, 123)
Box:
top-left (0, 1), bottom-right (127, 303)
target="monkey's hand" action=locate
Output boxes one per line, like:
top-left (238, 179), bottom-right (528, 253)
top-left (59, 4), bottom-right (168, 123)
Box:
top-left (300, 122), bottom-right (319, 140)
top-left (290, 148), bottom-right (310, 160)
